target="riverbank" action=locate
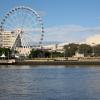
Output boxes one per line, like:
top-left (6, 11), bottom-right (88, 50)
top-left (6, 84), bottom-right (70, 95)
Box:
top-left (1, 57), bottom-right (100, 65)
top-left (15, 60), bottom-right (100, 65)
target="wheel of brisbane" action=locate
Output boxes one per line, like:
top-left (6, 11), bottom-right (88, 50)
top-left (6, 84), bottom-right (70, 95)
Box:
top-left (0, 6), bottom-right (44, 49)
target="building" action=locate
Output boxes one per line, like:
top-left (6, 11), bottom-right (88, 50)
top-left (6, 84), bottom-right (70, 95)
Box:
top-left (43, 42), bottom-right (68, 53)
top-left (0, 31), bottom-right (32, 56)
top-left (16, 47), bottom-right (32, 56)
top-left (0, 31), bottom-right (15, 48)
top-left (73, 51), bottom-right (84, 57)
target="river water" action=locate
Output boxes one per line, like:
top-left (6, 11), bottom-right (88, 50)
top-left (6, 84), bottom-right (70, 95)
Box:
top-left (0, 65), bottom-right (100, 100)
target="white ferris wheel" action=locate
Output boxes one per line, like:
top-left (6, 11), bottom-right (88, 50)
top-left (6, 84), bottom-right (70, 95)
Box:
top-left (0, 6), bottom-right (44, 50)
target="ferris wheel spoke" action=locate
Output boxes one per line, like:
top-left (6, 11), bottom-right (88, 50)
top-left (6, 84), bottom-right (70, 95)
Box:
top-left (23, 33), bottom-right (41, 43)
top-left (23, 37), bottom-right (40, 47)
top-left (3, 23), bottom-right (15, 31)
top-left (23, 33), bottom-right (40, 42)
top-left (21, 36), bottom-right (33, 47)
top-left (20, 10), bottom-right (25, 30)
top-left (3, 13), bottom-right (20, 31)
top-left (7, 11), bottom-right (20, 29)
top-left (11, 11), bottom-right (18, 24)
top-left (24, 37), bottom-right (33, 47)
top-left (23, 17), bottom-right (34, 29)
top-left (18, 11), bottom-right (23, 28)
top-left (8, 14), bottom-right (18, 28)
top-left (23, 13), bottom-right (38, 29)
top-left (11, 11), bottom-right (22, 29)
top-left (3, 19), bottom-right (14, 30)
top-left (21, 13), bottom-right (28, 30)
top-left (23, 28), bottom-right (41, 34)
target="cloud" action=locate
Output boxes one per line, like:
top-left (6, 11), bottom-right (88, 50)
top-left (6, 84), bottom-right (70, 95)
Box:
top-left (44, 25), bottom-right (100, 43)
top-left (37, 11), bottom-right (46, 17)
top-left (96, 17), bottom-right (100, 20)
top-left (86, 34), bottom-right (100, 45)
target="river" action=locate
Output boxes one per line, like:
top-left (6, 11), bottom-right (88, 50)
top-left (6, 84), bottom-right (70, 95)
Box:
top-left (0, 65), bottom-right (100, 100)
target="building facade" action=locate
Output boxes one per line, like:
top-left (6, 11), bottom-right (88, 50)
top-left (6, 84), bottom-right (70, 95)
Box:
top-left (0, 31), bottom-right (15, 48)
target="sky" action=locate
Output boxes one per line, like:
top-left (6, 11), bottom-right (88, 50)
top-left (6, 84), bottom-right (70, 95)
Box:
top-left (0, 0), bottom-right (100, 43)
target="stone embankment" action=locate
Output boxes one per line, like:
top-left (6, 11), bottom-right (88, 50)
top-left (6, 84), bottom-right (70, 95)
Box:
top-left (15, 57), bottom-right (100, 65)
top-left (1, 57), bottom-right (100, 65)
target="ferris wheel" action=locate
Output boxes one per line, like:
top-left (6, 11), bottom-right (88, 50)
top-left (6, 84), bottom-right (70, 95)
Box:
top-left (0, 6), bottom-right (44, 49)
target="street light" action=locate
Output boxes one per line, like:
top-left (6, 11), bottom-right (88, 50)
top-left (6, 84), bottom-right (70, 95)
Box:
top-left (50, 48), bottom-right (53, 58)
top-left (68, 46), bottom-right (70, 57)
top-left (92, 43), bottom-right (95, 56)
top-left (63, 49), bottom-right (66, 58)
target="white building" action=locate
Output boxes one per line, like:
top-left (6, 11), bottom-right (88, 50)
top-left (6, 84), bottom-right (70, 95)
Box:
top-left (43, 42), bottom-right (68, 53)
top-left (74, 51), bottom-right (84, 57)
top-left (43, 44), bottom-right (57, 51)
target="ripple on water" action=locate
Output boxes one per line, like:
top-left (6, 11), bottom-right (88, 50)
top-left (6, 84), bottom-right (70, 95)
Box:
top-left (0, 65), bottom-right (100, 100)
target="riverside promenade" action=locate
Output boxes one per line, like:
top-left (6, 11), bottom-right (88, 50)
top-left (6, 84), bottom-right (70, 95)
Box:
top-left (1, 57), bottom-right (100, 65)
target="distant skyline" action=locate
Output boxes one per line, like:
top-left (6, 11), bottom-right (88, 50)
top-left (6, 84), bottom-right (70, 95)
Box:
top-left (0, 0), bottom-right (100, 43)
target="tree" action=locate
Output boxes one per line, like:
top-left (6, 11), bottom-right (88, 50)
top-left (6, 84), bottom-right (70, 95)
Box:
top-left (44, 50), bottom-right (51, 58)
top-left (64, 43), bottom-right (79, 57)
top-left (51, 51), bottom-right (64, 57)
top-left (29, 49), bottom-right (64, 58)
top-left (78, 44), bottom-right (92, 56)
top-left (0, 48), bottom-right (12, 58)
top-left (29, 49), bottom-right (51, 58)
top-left (93, 45), bottom-right (100, 56)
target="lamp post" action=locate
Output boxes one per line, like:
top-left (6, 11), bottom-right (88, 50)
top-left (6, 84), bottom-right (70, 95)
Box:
top-left (50, 48), bottom-right (53, 58)
top-left (8, 51), bottom-right (9, 60)
top-left (63, 48), bottom-right (66, 58)
top-left (68, 46), bottom-right (70, 57)
top-left (92, 43), bottom-right (95, 57)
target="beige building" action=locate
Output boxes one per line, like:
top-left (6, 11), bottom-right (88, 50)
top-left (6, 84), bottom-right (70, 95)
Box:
top-left (0, 31), bottom-right (16, 48)
top-left (16, 47), bottom-right (32, 56)
top-left (0, 31), bottom-right (32, 56)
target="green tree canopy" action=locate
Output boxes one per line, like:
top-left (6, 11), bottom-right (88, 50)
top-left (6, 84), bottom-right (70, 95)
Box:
top-left (78, 44), bottom-right (92, 56)
top-left (29, 49), bottom-right (51, 58)
top-left (93, 45), bottom-right (100, 56)
top-left (0, 48), bottom-right (12, 57)
top-left (64, 43), bottom-right (79, 57)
